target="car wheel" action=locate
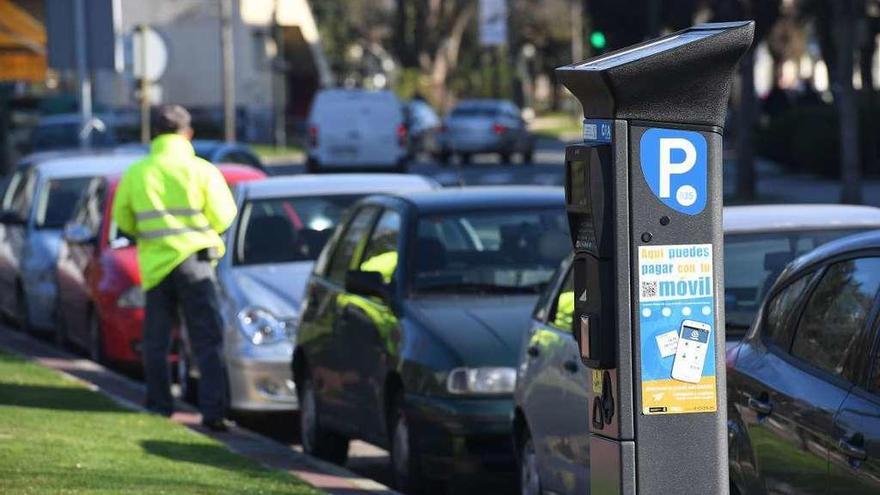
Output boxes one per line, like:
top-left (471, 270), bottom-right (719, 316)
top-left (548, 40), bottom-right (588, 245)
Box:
top-left (176, 347), bottom-right (199, 405)
top-left (500, 152), bottom-right (512, 164)
top-left (519, 431), bottom-right (542, 495)
top-left (54, 307), bottom-right (68, 349)
top-left (15, 285), bottom-right (33, 333)
top-left (394, 158), bottom-right (409, 173)
top-left (88, 311), bottom-right (106, 364)
top-left (389, 392), bottom-right (426, 493)
top-left (299, 373), bottom-right (349, 464)
top-left (437, 150), bottom-right (451, 165)
top-left (460, 153), bottom-right (472, 165)
top-left (305, 158), bottom-right (320, 174)
top-left (522, 150), bottom-right (534, 164)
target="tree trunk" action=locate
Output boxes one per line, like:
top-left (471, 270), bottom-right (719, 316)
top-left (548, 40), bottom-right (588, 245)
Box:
top-left (833, 0), bottom-right (863, 204)
top-left (737, 47), bottom-right (757, 201)
top-left (860, 19), bottom-right (877, 174)
top-left (428, 3), bottom-right (476, 108)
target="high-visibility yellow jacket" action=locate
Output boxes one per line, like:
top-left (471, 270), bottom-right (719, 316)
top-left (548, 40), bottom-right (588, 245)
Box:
top-left (113, 134), bottom-right (237, 290)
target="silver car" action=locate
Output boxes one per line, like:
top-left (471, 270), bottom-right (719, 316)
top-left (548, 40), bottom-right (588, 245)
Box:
top-left (512, 204), bottom-right (880, 495)
top-left (0, 152), bottom-right (141, 333)
top-left (200, 173), bottom-right (438, 413)
top-left (436, 99), bottom-right (534, 164)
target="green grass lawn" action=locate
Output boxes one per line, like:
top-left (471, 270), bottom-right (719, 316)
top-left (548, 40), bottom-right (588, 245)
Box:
top-left (250, 144), bottom-right (305, 161)
top-left (0, 351), bottom-right (319, 495)
top-left (530, 112), bottom-right (583, 141)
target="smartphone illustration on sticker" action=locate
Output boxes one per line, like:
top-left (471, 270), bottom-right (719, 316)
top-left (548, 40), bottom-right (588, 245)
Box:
top-left (671, 319), bottom-right (712, 384)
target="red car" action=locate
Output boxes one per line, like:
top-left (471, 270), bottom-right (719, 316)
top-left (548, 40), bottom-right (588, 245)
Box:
top-left (55, 164), bottom-right (266, 368)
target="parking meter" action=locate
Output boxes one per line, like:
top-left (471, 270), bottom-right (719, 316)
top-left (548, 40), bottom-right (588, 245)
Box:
top-left (558, 22), bottom-right (754, 495)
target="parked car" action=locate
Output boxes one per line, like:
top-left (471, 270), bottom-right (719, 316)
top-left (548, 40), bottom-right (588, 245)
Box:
top-left (55, 164), bottom-right (266, 366)
top-left (305, 89), bottom-right (408, 173)
top-left (436, 99), bottom-right (534, 164)
top-left (512, 204), bottom-right (880, 495)
top-left (192, 140), bottom-right (264, 171)
top-left (0, 152), bottom-right (142, 333)
top-left (115, 140), bottom-right (265, 171)
top-left (29, 114), bottom-right (119, 152)
top-left (293, 187), bottom-right (569, 490)
top-left (728, 229), bottom-right (880, 495)
top-left (182, 173), bottom-right (437, 414)
top-left (403, 99), bottom-right (441, 157)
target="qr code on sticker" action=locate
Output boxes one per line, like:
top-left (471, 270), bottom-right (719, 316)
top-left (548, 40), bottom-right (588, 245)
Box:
top-left (641, 281), bottom-right (658, 298)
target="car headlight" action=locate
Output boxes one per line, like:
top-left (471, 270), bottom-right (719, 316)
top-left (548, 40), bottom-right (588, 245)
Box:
top-left (446, 367), bottom-right (516, 395)
top-left (117, 286), bottom-right (145, 308)
top-left (237, 306), bottom-right (295, 346)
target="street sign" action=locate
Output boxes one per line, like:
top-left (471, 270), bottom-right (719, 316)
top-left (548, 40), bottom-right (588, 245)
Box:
top-left (557, 22), bottom-right (754, 495)
top-left (479, 0), bottom-right (507, 46)
top-left (131, 27), bottom-right (168, 83)
top-left (45, 0), bottom-right (118, 71)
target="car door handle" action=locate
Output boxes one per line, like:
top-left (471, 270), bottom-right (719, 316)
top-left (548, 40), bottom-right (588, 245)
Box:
top-left (526, 345), bottom-right (540, 358)
top-left (747, 397), bottom-right (772, 415)
top-left (563, 360), bottom-right (579, 374)
top-left (838, 438), bottom-right (868, 461)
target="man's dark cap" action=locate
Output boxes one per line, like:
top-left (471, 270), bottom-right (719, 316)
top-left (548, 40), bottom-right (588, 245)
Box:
top-left (153, 105), bottom-right (192, 136)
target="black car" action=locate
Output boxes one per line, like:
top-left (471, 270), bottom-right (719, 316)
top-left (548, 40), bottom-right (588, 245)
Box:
top-left (293, 187), bottom-right (569, 491)
top-left (728, 230), bottom-right (880, 495)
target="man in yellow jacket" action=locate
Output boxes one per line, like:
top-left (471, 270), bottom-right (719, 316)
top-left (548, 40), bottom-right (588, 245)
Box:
top-left (114, 105), bottom-right (237, 431)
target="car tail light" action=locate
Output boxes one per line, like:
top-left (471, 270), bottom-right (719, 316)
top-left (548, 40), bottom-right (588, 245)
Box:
top-left (397, 124), bottom-right (408, 147)
top-left (308, 125), bottom-right (318, 147)
top-left (492, 123), bottom-right (507, 135)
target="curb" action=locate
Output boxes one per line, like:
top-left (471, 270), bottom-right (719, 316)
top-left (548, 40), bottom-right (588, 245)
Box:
top-left (0, 326), bottom-right (397, 495)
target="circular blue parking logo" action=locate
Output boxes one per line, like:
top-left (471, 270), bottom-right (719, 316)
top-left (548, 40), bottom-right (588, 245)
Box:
top-left (639, 128), bottom-right (707, 216)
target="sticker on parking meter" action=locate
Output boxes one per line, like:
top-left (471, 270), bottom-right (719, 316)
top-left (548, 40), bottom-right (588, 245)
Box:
top-left (640, 129), bottom-right (707, 216)
top-left (638, 244), bottom-right (716, 415)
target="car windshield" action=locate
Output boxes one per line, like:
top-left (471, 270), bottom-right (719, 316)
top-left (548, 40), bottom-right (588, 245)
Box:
top-left (723, 228), bottom-right (868, 332)
top-left (413, 208), bottom-right (569, 294)
top-left (35, 177), bottom-right (92, 229)
top-left (450, 106), bottom-right (499, 118)
top-left (235, 194), bottom-right (362, 265)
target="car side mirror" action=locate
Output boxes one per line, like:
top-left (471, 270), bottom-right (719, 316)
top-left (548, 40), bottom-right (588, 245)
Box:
top-left (0, 210), bottom-right (24, 225)
top-left (63, 222), bottom-right (97, 246)
top-left (345, 270), bottom-right (389, 300)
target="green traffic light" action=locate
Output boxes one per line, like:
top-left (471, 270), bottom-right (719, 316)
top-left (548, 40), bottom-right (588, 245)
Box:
top-left (590, 31), bottom-right (607, 50)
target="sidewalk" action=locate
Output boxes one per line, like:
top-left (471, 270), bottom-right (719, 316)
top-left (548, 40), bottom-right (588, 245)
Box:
top-left (0, 326), bottom-right (396, 495)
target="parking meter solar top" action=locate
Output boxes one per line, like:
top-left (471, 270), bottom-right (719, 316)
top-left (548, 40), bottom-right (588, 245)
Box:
top-left (557, 21), bottom-right (754, 128)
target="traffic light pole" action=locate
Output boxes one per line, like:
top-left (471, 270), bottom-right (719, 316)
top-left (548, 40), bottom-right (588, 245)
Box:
top-left (557, 22), bottom-right (754, 495)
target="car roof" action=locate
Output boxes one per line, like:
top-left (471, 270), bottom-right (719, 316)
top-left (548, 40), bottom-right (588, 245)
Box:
top-left (36, 113), bottom-right (113, 125)
top-left (783, 229), bottom-right (880, 277)
top-left (240, 173), bottom-right (438, 200)
top-left (723, 204), bottom-right (880, 234)
top-left (376, 186), bottom-right (564, 213)
top-left (104, 163), bottom-right (264, 188)
top-left (18, 148), bottom-right (143, 168)
top-left (454, 98), bottom-right (510, 107)
top-left (34, 153), bottom-right (142, 179)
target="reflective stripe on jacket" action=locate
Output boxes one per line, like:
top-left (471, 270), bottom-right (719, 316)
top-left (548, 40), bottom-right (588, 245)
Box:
top-left (113, 134), bottom-right (237, 290)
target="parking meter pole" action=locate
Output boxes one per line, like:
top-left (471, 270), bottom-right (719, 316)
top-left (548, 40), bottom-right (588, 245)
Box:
top-left (557, 22), bottom-right (754, 495)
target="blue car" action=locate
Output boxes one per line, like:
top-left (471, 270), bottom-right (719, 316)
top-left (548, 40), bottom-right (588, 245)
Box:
top-left (728, 229), bottom-right (880, 495)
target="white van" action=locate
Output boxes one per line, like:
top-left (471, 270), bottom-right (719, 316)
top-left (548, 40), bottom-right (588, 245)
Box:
top-left (306, 89), bottom-right (408, 172)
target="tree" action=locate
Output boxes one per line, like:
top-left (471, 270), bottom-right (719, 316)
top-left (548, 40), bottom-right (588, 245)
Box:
top-left (832, 0), bottom-right (864, 203)
top-left (392, 0), bottom-right (477, 107)
top-left (711, 0), bottom-right (782, 202)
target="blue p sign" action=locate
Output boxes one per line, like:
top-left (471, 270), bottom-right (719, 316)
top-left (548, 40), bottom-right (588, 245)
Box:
top-left (639, 128), bottom-right (707, 216)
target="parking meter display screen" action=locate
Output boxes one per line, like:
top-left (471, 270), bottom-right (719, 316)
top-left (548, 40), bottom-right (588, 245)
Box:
top-left (568, 159), bottom-right (589, 208)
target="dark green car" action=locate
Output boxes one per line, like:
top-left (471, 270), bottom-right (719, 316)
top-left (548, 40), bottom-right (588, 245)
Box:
top-left (292, 187), bottom-right (568, 490)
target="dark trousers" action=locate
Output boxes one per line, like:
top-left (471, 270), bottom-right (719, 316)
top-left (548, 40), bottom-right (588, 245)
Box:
top-left (143, 254), bottom-right (226, 421)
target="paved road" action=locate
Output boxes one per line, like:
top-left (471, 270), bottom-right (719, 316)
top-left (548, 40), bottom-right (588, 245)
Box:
top-left (266, 138), bottom-right (569, 189)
